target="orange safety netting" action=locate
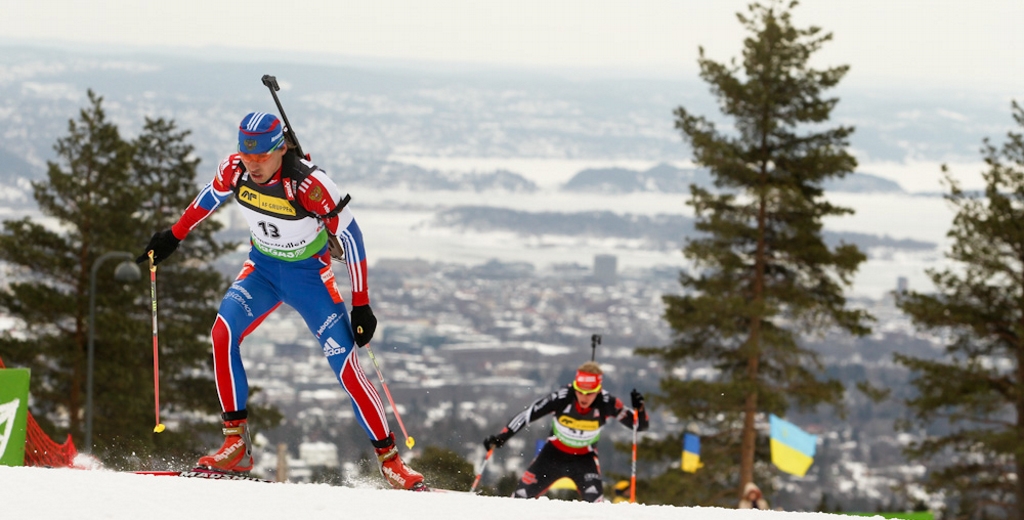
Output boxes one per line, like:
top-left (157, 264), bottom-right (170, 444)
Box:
top-left (0, 355), bottom-right (78, 467)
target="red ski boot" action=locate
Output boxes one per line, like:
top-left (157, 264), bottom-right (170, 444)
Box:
top-left (374, 433), bottom-right (426, 491)
top-left (198, 418), bottom-right (253, 472)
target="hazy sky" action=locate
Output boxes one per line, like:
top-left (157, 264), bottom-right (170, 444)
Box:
top-left (3, 0), bottom-right (1021, 92)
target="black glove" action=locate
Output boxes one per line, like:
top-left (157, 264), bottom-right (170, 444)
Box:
top-left (137, 229), bottom-right (180, 265)
top-left (483, 432), bottom-right (509, 450)
top-left (631, 389), bottom-right (645, 411)
top-left (350, 304), bottom-right (377, 347)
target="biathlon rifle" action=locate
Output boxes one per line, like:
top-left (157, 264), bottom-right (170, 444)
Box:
top-left (260, 74), bottom-right (349, 260)
top-left (261, 74), bottom-right (307, 160)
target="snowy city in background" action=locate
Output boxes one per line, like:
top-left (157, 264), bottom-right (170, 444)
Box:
top-left (1, 1), bottom-right (1022, 515)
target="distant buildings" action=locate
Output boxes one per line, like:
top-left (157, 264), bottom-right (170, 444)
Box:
top-left (376, 258), bottom-right (432, 276)
top-left (300, 441), bottom-right (340, 468)
top-left (593, 254), bottom-right (617, 285)
top-left (896, 276), bottom-right (908, 294)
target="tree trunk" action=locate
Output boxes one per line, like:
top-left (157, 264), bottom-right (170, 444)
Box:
top-left (741, 184), bottom-right (770, 493)
top-left (1017, 331), bottom-right (1024, 520)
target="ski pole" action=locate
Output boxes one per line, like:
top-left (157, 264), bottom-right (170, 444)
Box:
top-left (148, 251), bottom-right (165, 433)
top-left (630, 407), bottom-right (638, 503)
top-left (590, 334), bottom-right (601, 361)
top-left (365, 343), bottom-right (415, 449)
top-left (470, 448), bottom-right (494, 493)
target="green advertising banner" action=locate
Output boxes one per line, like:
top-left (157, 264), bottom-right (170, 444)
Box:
top-left (840, 512), bottom-right (934, 520)
top-left (0, 368), bottom-right (30, 467)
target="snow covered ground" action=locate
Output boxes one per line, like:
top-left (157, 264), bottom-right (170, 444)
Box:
top-left (4, 465), bottom-right (868, 520)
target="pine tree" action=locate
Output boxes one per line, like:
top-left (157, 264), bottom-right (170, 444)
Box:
top-left (0, 91), bottom-right (237, 467)
top-left (0, 89), bottom-right (134, 446)
top-left (636, 0), bottom-right (870, 505)
top-left (117, 115), bottom-right (245, 464)
top-left (895, 101), bottom-right (1024, 520)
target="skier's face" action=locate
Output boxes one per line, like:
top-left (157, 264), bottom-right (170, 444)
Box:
top-left (240, 146), bottom-right (286, 184)
top-left (575, 389), bottom-right (598, 408)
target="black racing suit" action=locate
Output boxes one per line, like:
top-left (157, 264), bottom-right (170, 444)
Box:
top-left (498, 384), bottom-right (648, 502)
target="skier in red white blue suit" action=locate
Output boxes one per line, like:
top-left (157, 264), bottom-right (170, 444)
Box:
top-left (138, 112), bottom-right (425, 490)
top-left (483, 361), bottom-right (648, 502)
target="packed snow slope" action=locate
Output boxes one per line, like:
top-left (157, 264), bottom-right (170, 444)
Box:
top-left (4, 466), bottom-right (876, 520)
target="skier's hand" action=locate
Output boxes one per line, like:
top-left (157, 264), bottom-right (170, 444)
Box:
top-left (327, 234), bottom-right (345, 261)
top-left (350, 304), bottom-right (377, 347)
top-left (137, 229), bottom-right (180, 265)
top-left (483, 432), bottom-right (509, 450)
top-left (630, 389), bottom-right (645, 411)
top-left (483, 435), bottom-right (503, 450)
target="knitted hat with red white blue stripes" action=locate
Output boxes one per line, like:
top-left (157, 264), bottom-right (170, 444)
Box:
top-left (238, 112), bottom-right (285, 154)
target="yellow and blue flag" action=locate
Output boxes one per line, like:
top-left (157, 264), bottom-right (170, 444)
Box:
top-left (681, 432), bottom-right (702, 473)
top-left (769, 414), bottom-right (816, 477)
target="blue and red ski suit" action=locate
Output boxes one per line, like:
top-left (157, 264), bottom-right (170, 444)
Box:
top-left (168, 151), bottom-right (390, 442)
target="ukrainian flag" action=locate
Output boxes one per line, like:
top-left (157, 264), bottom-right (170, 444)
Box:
top-left (769, 414), bottom-right (816, 477)
top-left (681, 432), bottom-right (702, 473)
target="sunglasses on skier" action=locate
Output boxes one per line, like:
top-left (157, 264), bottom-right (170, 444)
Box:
top-left (573, 381), bottom-right (602, 395)
top-left (238, 141), bottom-right (284, 163)
top-left (573, 371), bottom-right (602, 394)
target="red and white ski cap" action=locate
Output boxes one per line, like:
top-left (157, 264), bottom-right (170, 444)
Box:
top-left (573, 370), bottom-right (602, 394)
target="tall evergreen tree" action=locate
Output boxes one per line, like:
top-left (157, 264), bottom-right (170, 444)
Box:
top-left (636, 0), bottom-right (870, 505)
top-left (895, 101), bottom-right (1024, 520)
top-left (0, 89), bottom-right (135, 446)
top-left (117, 115), bottom-right (245, 464)
top-left (0, 91), bottom-right (236, 467)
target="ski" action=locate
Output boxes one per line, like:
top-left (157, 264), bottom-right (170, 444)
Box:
top-left (135, 468), bottom-right (461, 492)
top-left (420, 487), bottom-right (473, 494)
top-left (135, 467), bottom-right (274, 483)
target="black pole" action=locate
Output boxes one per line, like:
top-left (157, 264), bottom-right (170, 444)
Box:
top-left (86, 251), bottom-right (139, 452)
top-left (261, 75), bottom-right (304, 158)
top-left (590, 334), bottom-right (601, 361)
